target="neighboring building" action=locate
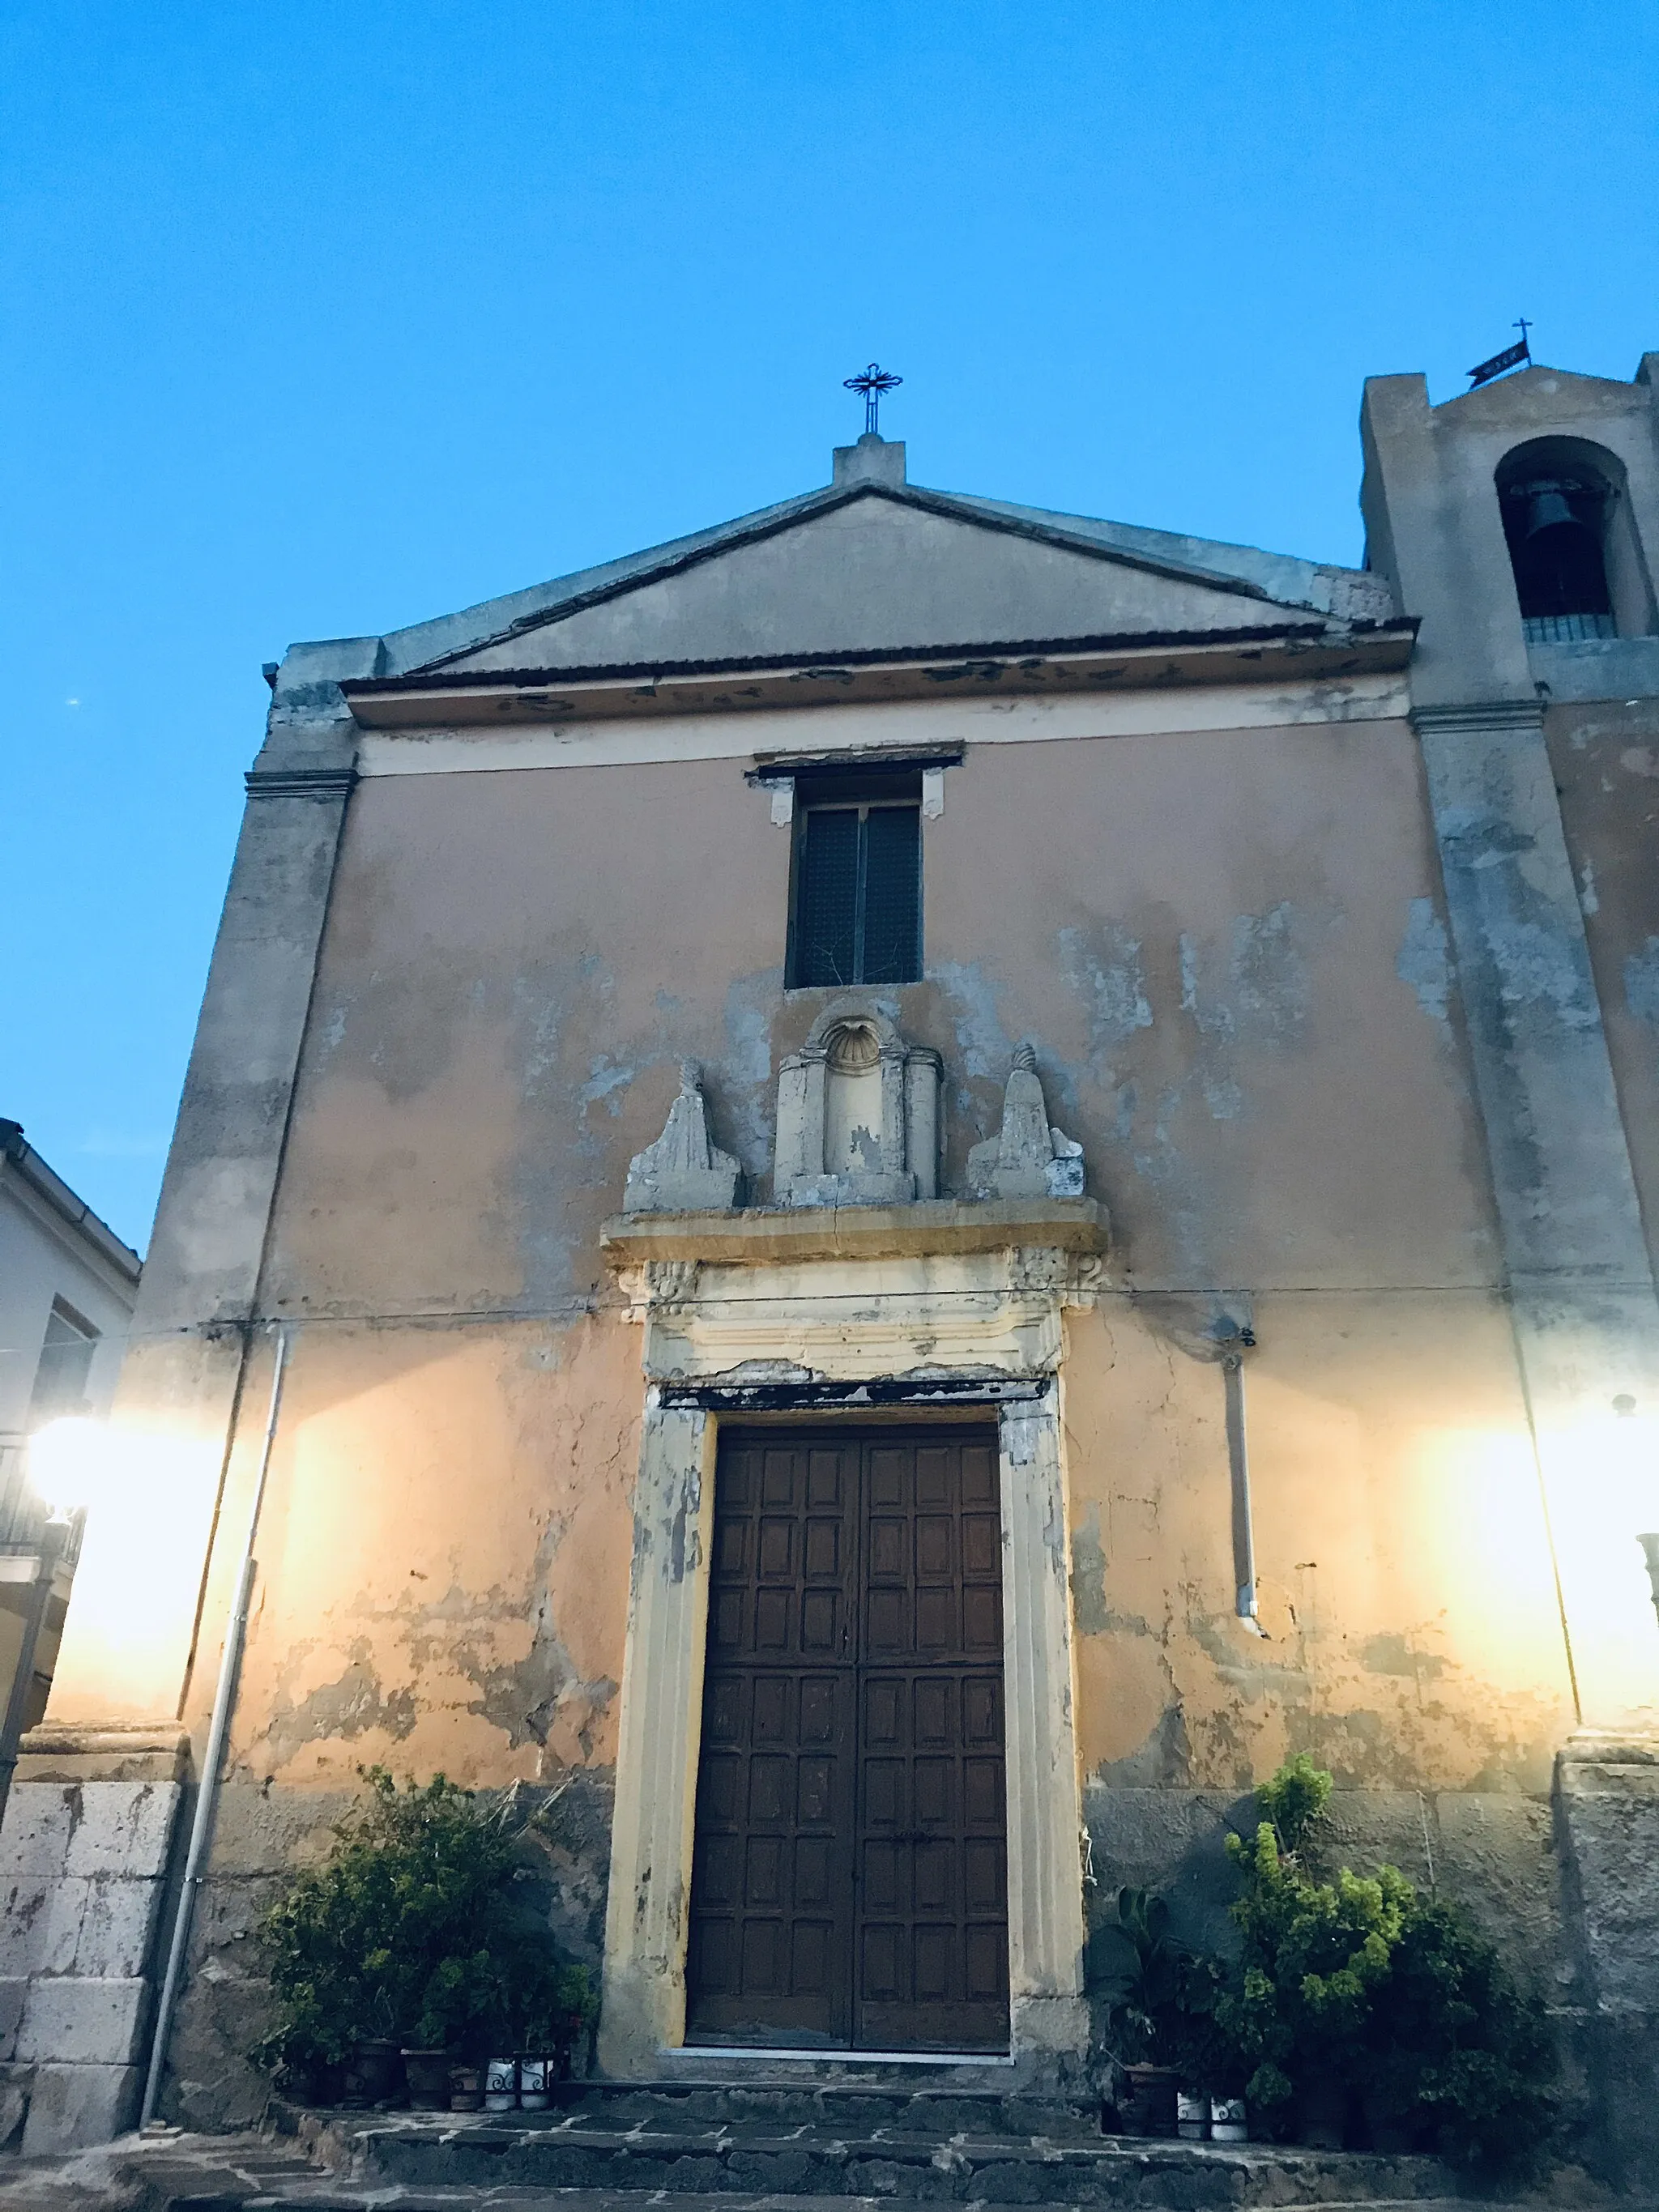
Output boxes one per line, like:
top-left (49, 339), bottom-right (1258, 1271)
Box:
top-left (6, 356), bottom-right (1659, 2167)
top-left (0, 1121), bottom-right (141, 1739)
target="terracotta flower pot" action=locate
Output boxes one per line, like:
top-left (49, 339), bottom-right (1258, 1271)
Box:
top-left (401, 2048), bottom-right (452, 2111)
top-left (348, 2039), bottom-right (403, 2106)
top-left (1299, 2078), bottom-right (1349, 2150)
top-left (1115, 2064), bottom-right (1179, 2137)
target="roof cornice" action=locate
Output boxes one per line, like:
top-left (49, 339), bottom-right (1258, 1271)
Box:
top-left (343, 620), bottom-right (1417, 731)
top-left (0, 1129), bottom-right (143, 1288)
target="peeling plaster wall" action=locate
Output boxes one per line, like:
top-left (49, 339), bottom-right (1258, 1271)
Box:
top-left (267, 721), bottom-right (1495, 1309)
top-left (158, 701), bottom-right (1591, 2113)
top-left (165, 1315), bottom-right (633, 2125)
top-left (1545, 697), bottom-right (1659, 1278)
top-left (241, 714), bottom-right (1540, 1779)
top-left (1062, 1297), bottom-right (1572, 1801)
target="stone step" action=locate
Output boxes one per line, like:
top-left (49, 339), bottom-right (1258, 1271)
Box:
top-left (337, 2106), bottom-right (1468, 2208)
top-left (488, 2080), bottom-right (1106, 2139)
top-left (126, 2195), bottom-right (1540, 2212)
top-left (96, 2176), bottom-right (1537, 2212)
top-left (10, 2129), bottom-right (1561, 2212)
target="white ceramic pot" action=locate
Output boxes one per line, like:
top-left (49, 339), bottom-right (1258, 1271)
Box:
top-left (1210, 2096), bottom-right (1247, 2142)
top-left (1176, 2089), bottom-right (1209, 2140)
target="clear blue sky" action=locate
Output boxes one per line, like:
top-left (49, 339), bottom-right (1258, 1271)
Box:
top-left (3, 1), bottom-right (1655, 1251)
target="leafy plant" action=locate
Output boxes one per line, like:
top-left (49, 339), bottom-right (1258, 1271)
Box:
top-left (1094, 1886), bottom-right (1182, 2063)
top-left (513, 1958), bottom-right (599, 2065)
top-left (1361, 1895), bottom-right (1554, 2169)
top-left (252, 1767), bottom-right (595, 2081)
top-left (1214, 1813), bottom-right (1410, 2127)
top-left (1255, 1752), bottom-right (1332, 1856)
top-left (1209, 1758), bottom-right (1554, 2172)
top-left (1094, 1886), bottom-right (1234, 2088)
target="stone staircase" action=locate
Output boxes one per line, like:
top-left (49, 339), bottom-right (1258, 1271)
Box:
top-left (326, 2081), bottom-right (1467, 2206)
top-left (69, 2078), bottom-right (1512, 2210)
top-left (0, 2077), bottom-right (1587, 2212)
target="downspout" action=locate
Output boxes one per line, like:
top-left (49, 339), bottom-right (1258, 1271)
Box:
top-left (1218, 1326), bottom-right (1265, 1633)
top-left (139, 1322), bottom-right (289, 2129)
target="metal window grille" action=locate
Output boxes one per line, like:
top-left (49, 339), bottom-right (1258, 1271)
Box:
top-left (793, 801), bottom-right (921, 987)
top-left (1522, 611), bottom-right (1617, 645)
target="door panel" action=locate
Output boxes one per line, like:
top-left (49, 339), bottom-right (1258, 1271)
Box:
top-left (687, 1438), bottom-right (859, 2043)
top-left (686, 1428), bottom-right (1009, 2052)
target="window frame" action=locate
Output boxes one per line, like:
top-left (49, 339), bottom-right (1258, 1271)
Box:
top-left (26, 1296), bottom-right (100, 1429)
top-left (786, 768), bottom-right (924, 990)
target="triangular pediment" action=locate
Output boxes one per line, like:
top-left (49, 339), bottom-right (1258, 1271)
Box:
top-left (419, 487), bottom-right (1315, 678)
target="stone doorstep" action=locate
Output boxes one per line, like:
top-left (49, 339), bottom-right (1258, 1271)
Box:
top-left (335, 2110), bottom-right (1469, 2207)
top-left (439, 2086), bottom-right (1104, 2136)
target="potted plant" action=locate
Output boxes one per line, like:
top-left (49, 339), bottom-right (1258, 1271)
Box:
top-left (254, 1767), bottom-right (598, 2115)
top-left (555, 1962), bottom-right (597, 2080)
top-left (1094, 1886), bottom-right (1187, 2135)
top-left (522, 1958), bottom-right (598, 2092)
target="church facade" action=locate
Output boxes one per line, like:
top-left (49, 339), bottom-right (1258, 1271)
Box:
top-left (8, 356), bottom-right (1659, 2165)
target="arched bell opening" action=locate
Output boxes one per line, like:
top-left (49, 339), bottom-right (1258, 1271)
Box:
top-left (1495, 436), bottom-right (1657, 644)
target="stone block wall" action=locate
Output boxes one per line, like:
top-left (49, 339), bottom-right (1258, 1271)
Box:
top-left (1555, 1734), bottom-right (1659, 2193)
top-left (0, 1728), bottom-right (186, 2154)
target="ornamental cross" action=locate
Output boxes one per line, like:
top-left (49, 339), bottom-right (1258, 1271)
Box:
top-left (844, 362), bottom-right (902, 437)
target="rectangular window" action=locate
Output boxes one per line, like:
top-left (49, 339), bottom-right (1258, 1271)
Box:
top-left (27, 1298), bottom-right (99, 1428)
top-left (789, 769), bottom-right (922, 988)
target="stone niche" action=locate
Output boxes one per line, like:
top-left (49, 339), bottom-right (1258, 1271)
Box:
top-left (774, 1001), bottom-right (940, 1208)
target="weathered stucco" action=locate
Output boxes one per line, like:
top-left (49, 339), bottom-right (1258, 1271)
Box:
top-left (1546, 695), bottom-right (1659, 1281)
top-left (22, 361), bottom-right (1659, 2167)
top-left (265, 716), bottom-right (1496, 1310)
top-left (194, 1318), bottom-right (637, 1790)
top-left (1062, 1296), bottom-right (1572, 1798)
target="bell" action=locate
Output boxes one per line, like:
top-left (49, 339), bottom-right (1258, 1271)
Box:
top-left (1524, 488), bottom-right (1576, 538)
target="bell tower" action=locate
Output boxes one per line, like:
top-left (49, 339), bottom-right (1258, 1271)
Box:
top-left (1358, 352), bottom-right (1659, 704)
top-left (1360, 355), bottom-right (1659, 1725)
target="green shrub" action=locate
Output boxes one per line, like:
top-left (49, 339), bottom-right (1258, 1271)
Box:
top-left (252, 1767), bottom-right (597, 2080)
top-left (1362, 1894), bottom-right (1555, 2169)
top-left (1211, 1758), bottom-right (1554, 2172)
top-left (1215, 1813), bottom-right (1411, 2126)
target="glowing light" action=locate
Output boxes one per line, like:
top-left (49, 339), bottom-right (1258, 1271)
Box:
top-left (35, 1420), bottom-right (223, 1722)
top-left (27, 1417), bottom-right (116, 1519)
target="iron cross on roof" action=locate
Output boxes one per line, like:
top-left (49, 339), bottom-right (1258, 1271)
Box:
top-left (844, 362), bottom-right (902, 437)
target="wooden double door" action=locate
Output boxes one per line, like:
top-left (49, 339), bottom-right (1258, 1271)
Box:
top-left (685, 1426), bottom-right (1009, 2051)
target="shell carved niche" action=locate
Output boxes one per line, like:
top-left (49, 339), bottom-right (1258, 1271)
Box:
top-left (775, 1001), bottom-right (940, 1208)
